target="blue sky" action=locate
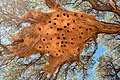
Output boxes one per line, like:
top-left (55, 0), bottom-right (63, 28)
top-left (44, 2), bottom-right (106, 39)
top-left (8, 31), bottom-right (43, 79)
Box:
top-left (94, 44), bottom-right (106, 61)
top-left (88, 43), bottom-right (106, 79)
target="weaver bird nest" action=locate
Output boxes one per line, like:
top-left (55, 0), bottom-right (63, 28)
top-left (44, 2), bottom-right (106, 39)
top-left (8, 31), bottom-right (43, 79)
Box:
top-left (10, 0), bottom-right (120, 76)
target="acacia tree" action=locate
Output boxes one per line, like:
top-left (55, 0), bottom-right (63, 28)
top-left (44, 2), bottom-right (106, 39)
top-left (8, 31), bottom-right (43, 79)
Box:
top-left (0, 0), bottom-right (120, 80)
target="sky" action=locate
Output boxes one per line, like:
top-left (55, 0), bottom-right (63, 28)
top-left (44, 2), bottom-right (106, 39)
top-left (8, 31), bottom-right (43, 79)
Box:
top-left (89, 43), bottom-right (106, 79)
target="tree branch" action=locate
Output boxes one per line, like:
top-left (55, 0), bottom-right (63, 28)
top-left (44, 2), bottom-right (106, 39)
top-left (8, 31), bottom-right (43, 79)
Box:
top-left (45, 0), bottom-right (67, 11)
top-left (110, 62), bottom-right (120, 79)
top-left (96, 21), bottom-right (120, 34)
top-left (82, 0), bottom-right (120, 16)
